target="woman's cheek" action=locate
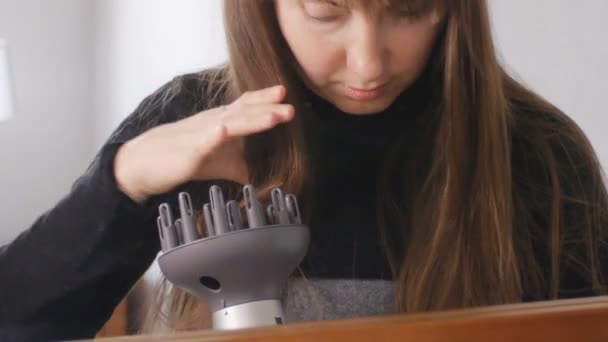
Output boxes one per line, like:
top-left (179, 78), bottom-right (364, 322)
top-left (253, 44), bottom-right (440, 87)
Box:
top-left (290, 33), bottom-right (343, 84)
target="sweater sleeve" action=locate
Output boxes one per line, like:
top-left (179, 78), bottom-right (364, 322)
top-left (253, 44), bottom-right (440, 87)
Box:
top-left (0, 73), bottom-right (206, 341)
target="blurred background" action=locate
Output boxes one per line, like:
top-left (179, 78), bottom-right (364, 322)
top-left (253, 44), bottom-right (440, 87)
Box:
top-left (0, 0), bottom-right (606, 245)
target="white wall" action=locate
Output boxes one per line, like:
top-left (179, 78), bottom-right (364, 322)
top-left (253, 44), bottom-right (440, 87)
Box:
top-left (93, 0), bottom-right (227, 148)
top-left (490, 0), bottom-right (608, 166)
top-left (0, 0), bottom-right (227, 244)
top-left (0, 0), bottom-right (95, 243)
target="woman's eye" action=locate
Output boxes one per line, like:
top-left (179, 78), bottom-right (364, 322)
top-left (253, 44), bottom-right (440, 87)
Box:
top-left (303, 2), bottom-right (344, 22)
top-left (389, 7), bottom-right (424, 21)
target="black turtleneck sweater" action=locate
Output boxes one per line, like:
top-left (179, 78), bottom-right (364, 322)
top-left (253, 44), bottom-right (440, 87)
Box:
top-left (0, 71), bottom-right (605, 341)
top-left (300, 88), bottom-right (409, 281)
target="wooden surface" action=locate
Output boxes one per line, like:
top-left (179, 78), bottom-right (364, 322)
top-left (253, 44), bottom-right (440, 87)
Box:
top-left (95, 296), bottom-right (608, 341)
top-left (96, 298), bottom-right (128, 338)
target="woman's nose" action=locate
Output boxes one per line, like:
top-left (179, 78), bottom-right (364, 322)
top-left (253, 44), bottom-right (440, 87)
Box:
top-left (346, 25), bottom-right (386, 84)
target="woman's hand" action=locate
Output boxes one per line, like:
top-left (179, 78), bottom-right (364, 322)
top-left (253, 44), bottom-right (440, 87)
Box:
top-left (113, 85), bottom-right (294, 203)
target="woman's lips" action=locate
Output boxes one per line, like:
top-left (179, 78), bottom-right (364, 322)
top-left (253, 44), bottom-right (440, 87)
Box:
top-left (343, 84), bottom-right (387, 101)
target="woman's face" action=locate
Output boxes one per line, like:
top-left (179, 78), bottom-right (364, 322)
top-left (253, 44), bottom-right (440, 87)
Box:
top-left (275, 0), bottom-right (443, 115)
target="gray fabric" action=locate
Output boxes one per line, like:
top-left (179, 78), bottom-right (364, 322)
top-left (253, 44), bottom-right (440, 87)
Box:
top-left (283, 277), bottom-right (395, 322)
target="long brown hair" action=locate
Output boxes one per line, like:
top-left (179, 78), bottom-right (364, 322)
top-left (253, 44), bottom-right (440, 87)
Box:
top-left (141, 0), bottom-right (607, 332)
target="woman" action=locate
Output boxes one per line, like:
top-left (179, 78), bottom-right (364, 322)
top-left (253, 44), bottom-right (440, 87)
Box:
top-left (1, 0), bottom-right (606, 340)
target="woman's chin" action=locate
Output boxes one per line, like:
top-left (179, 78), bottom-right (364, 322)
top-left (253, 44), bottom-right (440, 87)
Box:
top-left (332, 97), bottom-right (395, 116)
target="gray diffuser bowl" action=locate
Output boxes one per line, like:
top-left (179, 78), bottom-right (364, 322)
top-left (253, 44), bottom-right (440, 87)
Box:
top-left (158, 223), bottom-right (309, 329)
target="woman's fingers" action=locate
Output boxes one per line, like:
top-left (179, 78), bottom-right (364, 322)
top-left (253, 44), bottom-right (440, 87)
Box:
top-left (237, 85), bottom-right (286, 105)
top-left (189, 102), bottom-right (294, 161)
top-left (220, 103), bottom-right (295, 137)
